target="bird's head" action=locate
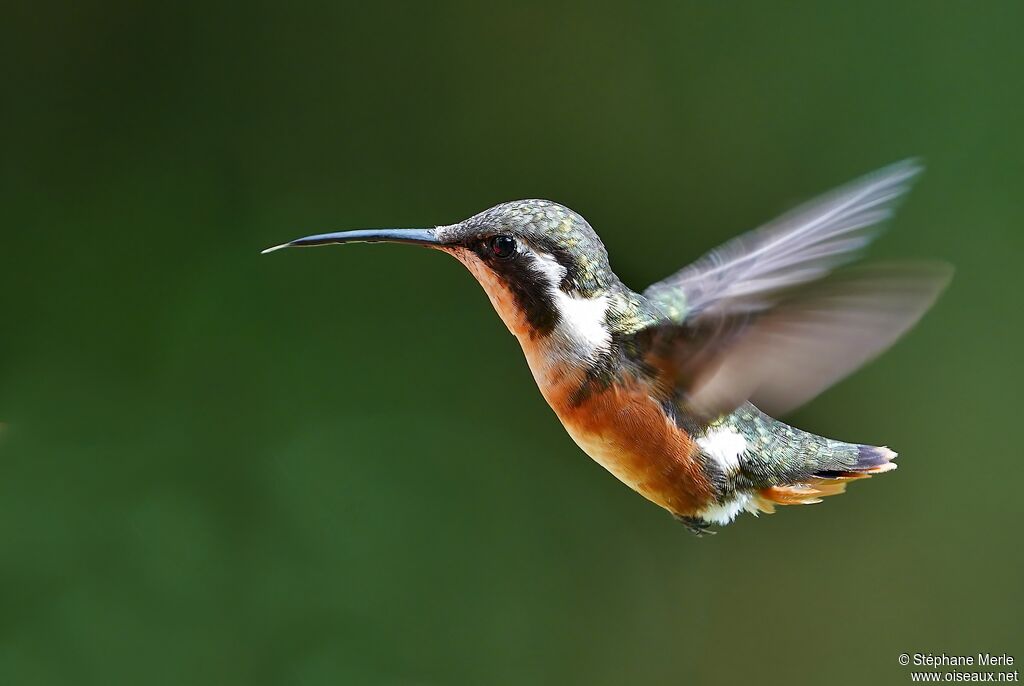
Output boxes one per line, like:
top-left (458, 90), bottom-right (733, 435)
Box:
top-left (265, 200), bottom-right (628, 349)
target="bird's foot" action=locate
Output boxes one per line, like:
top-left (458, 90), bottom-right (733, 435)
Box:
top-left (673, 514), bottom-right (717, 537)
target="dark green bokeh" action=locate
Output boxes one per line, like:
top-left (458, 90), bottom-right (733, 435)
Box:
top-left (2, 2), bottom-right (1021, 684)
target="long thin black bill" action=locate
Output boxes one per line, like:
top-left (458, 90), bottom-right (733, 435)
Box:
top-left (262, 228), bottom-right (440, 254)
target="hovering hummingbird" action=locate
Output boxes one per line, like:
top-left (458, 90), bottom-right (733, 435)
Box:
top-left (264, 161), bottom-right (951, 535)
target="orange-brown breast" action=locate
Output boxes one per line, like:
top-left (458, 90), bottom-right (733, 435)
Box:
top-left (447, 246), bottom-right (714, 516)
top-left (542, 372), bottom-right (715, 516)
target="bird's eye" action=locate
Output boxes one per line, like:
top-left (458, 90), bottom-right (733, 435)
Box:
top-left (489, 235), bottom-right (516, 259)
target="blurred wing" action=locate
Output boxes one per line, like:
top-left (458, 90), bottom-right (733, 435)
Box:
top-left (643, 160), bottom-right (923, 321)
top-left (636, 263), bottom-right (953, 418)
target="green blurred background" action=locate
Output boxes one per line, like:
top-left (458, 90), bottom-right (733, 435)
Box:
top-left (2, 2), bottom-right (1021, 684)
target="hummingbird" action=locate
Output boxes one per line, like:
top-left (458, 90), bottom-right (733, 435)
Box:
top-left (264, 161), bottom-right (951, 535)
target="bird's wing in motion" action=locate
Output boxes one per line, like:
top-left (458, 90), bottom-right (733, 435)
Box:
top-left (634, 263), bottom-right (952, 419)
top-left (643, 159), bottom-right (923, 322)
top-left (635, 161), bottom-right (952, 418)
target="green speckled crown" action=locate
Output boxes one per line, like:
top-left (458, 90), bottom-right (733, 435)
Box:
top-left (452, 199), bottom-right (661, 336)
top-left (458, 199), bottom-right (616, 296)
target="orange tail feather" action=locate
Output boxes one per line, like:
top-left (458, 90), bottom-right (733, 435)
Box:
top-left (754, 445), bottom-right (897, 510)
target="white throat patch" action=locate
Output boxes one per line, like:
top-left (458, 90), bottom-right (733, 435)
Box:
top-left (528, 250), bottom-right (611, 359)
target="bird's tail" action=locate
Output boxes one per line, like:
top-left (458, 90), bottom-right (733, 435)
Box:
top-left (751, 445), bottom-right (897, 511)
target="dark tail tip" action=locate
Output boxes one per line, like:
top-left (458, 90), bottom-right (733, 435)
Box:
top-left (816, 445), bottom-right (898, 479)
